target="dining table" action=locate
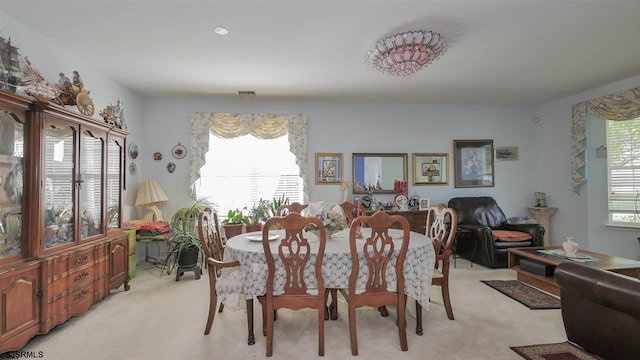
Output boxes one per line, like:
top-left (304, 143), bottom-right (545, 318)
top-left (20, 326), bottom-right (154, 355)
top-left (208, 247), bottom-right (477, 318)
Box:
top-left (219, 226), bottom-right (436, 345)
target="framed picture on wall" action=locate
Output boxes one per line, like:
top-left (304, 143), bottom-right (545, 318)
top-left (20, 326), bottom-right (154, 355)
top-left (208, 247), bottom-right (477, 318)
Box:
top-left (412, 153), bottom-right (449, 185)
top-left (315, 153), bottom-right (343, 184)
top-left (453, 139), bottom-right (494, 188)
top-left (495, 146), bottom-right (519, 161)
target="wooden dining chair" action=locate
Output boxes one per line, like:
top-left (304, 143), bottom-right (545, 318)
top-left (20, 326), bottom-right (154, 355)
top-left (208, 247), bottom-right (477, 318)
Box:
top-left (198, 208), bottom-right (257, 345)
top-left (325, 200), bottom-right (364, 320)
top-left (415, 204), bottom-right (457, 335)
top-left (339, 200), bottom-right (360, 226)
top-left (259, 213), bottom-right (327, 357)
top-left (339, 211), bottom-right (410, 355)
top-left (276, 202), bottom-right (309, 216)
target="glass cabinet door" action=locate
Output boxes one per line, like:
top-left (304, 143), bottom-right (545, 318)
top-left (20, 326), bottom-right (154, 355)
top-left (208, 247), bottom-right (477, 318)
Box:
top-left (44, 123), bottom-right (76, 249)
top-left (79, 130), bottom-right (104, 240)
top-left (106, 139), bottom-right (122, 229)
top-left (0, 111), bottom-right (24, 259)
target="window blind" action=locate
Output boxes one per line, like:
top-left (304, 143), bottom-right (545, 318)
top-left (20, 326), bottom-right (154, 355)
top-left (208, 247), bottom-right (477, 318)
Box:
top-left (606, 117), bottom-right (640, 224)
top-left (195, 134), bottom-right (303, 218)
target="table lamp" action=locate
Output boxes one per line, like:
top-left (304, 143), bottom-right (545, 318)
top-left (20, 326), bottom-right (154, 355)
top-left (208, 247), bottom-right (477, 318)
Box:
top-left (135, 180), bottom-right (169, 223)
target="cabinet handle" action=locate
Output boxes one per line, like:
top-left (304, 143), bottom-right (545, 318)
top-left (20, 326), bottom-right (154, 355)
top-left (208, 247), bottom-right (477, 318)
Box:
top-left (74, 271), bottom-right (90, 282)
top-left (73, 288), bottom-right (90, 301)
top-left (75, 254), bottom-right (89, 264)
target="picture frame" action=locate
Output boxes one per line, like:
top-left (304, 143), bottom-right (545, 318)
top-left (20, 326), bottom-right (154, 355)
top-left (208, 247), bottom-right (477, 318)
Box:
top-left (418, 198), bottom-right (431, 211)
top-left (412, 153), bottom-right (449, 185)
top-left (172, 143), bottom-right (187, 159)
top-left (453, 139), bottom-right (495, 188)
top-left (128, 143), bottom-right (138, 160)
top-left (495, 146), bottom-right (519, 161)
top-left (315, 153), bottom-right (343, 184)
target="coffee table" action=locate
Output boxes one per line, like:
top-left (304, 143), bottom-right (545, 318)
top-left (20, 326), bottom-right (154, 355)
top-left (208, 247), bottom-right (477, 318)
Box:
top-left (508, 246), bottom-right (640, 296)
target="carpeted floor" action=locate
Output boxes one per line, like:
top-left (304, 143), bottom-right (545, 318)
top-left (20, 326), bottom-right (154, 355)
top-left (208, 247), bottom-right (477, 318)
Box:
top-left (481, 280), bottom-right (561, 310)
top-left (510, 341), bottom-right (602, 360)
top-left (16, 259), bottom-right (568, 359)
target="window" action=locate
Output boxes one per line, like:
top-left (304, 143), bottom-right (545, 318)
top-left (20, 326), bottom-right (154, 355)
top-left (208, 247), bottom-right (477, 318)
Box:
top-left (606, 117), bottom-right (640, 225)
top-left (195, 134), bottom-right (303, 218)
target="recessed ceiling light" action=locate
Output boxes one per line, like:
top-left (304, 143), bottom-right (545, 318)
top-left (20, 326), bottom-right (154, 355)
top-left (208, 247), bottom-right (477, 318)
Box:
top-left (214, 26), bottom-right (229, 36)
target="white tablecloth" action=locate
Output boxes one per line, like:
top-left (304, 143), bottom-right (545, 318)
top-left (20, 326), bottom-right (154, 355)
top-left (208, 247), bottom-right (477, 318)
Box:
top-left (220, 228), bottom-right (435, 311)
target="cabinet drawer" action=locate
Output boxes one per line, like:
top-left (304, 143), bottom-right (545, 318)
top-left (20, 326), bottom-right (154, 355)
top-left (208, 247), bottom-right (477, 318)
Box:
top-left (69, 266), bottom-right (95, 288)
top-left (45, 295), bottom-right (69, 330)
top-left (69, 283), bottom-right (94, 316)
top-left (70, 249), bottom-right (95, 270)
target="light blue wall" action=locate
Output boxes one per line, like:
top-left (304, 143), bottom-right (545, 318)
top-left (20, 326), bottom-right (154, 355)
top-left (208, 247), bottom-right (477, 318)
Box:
top-left (139, 98), bottom-right (539, 225)
top-left (2, 8), bottom-right (639, 259)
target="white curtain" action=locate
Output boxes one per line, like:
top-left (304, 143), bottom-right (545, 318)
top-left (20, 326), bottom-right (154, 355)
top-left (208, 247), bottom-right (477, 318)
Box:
top-left (189, 112), bottom-right (308, 201)
top-left (571, 87), bottom-right (640, 194)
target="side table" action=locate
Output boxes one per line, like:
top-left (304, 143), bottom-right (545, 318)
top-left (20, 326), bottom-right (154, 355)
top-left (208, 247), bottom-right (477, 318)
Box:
top-left (136, 232), bottom-right (172, 265)
top-left (527, 207), bottom-right (557, 246)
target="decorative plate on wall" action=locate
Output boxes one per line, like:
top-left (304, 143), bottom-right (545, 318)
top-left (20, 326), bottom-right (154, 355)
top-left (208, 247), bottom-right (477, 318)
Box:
top-left (129, 162), bottom-right (137, 175)
top-left (167, 162), bottom-right (176, 173)
top-left (128, 143), bottom-right (138, 160)
top-left (153, 152), bottom-right (163, 161)
top-left (172, 143), bottom-right (187, 159)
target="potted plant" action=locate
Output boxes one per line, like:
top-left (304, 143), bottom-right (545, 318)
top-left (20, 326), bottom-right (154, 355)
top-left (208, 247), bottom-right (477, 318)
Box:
top-left (269, 194), bottom-right (289, 217)
top-left (170, 197), bottom-right (213, 233)
top-left (162, 224), bottom-right (202, 278)
top-left (246, 198), bottom-right (272, 232)
top-left (162, 198), bottom-right (213, 278)
top-left (221, 208), bottom-right (250, 239)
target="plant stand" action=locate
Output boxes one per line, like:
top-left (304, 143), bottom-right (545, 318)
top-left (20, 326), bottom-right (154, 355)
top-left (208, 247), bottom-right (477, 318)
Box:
top-left (175, 263), bottom-right (202, 281)
top-left (175, 247), bottom-right (202, 281)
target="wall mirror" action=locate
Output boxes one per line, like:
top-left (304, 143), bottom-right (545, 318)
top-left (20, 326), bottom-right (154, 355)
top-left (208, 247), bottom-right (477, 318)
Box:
top-left (352, 153), bottom-right (408, 194)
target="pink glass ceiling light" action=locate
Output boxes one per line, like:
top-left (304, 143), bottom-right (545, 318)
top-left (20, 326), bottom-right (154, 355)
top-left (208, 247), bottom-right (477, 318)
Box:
top-left (366, 30), bottom-right (447, 77)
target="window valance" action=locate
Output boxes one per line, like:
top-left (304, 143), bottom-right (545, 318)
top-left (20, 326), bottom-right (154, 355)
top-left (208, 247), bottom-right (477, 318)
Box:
top-left (571, 87), bottom-right (640, 193)
top-left (189, 112), bottom-right (308, 200)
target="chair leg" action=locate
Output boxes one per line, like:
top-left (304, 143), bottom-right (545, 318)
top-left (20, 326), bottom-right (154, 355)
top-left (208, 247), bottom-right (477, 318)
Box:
top-left (318, 300), bottom-right (325, 356)
top-left (442, 282), bottom-right (455, 320)
top-left (397, 299), bottom-right (408, 351)
top-left (323, 289), bottom-right (338, 320)
top-left (246, 299), bottom-right (255, 345)
top-left (204, 292), bottom-right (217, 335)
top-left (348, 303), bottom-right (358, 356)
top-left (415, 301), bottom-right (423, 335)
top-left (330, 289), bottom-right (338, 320)
top-left (266, 301), bottom-right (274, 357)
top-left (257, 297), bottom-right (267, 336)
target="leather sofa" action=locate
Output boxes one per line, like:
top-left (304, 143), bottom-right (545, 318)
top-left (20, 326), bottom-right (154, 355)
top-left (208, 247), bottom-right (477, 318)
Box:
top-left (447, 197), bottom-right (544, 268)
top-left (555, 262), bottom-right (640, 359)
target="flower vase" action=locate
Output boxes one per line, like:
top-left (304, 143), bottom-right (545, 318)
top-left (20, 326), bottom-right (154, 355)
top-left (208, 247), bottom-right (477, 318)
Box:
top-left (562, 237), bottom-right (579, 257)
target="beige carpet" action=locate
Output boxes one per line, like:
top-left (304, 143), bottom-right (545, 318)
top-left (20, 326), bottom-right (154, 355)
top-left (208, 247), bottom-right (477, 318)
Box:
top-left (20, 259), bottom-right (567, 359)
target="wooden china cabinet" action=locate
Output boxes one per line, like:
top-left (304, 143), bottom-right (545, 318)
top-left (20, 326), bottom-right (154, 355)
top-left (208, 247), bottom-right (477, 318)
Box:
top-left (0, 90), bottom-right (130, 353)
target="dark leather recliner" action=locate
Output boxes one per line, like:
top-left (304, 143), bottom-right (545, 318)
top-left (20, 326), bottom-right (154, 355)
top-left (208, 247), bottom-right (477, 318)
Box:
top-left (447, 197), bottom-right (544, 268)
top-left (555, 262), bottom-right (640, 360)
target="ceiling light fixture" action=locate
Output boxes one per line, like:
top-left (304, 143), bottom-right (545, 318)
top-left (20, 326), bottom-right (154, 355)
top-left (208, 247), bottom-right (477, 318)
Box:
top-left (365, 30), bottom-right (447, 77)
top-left (214, 26), bottom-right (229, 36)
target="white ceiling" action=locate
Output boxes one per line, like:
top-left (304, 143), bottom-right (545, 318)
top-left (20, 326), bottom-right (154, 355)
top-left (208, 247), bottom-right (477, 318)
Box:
top-left (2, 0), bottom-right (640, 107)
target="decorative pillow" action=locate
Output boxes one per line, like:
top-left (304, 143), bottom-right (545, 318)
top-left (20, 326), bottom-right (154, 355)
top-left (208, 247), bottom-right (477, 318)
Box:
top-left (492, 230), bottom-right (532, 242)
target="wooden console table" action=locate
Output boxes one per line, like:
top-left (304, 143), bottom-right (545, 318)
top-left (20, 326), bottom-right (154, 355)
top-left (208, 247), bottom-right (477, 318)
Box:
top-left (508, 246), bottom-right (640, 296)
top-left (527, 207), bottom-right (557, 246)
top-left (366, 210), bottom-right (428, 234)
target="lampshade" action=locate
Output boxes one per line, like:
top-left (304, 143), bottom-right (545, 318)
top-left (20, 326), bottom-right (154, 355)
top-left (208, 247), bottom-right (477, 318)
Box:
top-left (135, 180), bottom-right (169, 223)
top-left (365, 30), bottom-right (447, 77)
